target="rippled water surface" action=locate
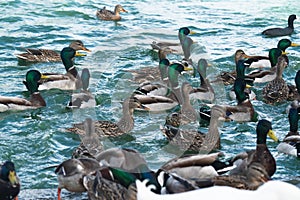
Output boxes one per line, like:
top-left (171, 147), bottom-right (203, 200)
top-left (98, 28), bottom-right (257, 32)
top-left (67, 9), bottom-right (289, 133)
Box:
top-left (1, 0), bottom-right (300, 199)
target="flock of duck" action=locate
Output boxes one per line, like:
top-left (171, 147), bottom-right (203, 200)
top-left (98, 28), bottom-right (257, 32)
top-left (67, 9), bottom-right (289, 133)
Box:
top-left (0, 4), bottom-right (300, 200)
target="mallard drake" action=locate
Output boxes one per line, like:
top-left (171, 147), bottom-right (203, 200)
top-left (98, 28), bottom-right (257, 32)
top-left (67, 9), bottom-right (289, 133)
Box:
top-left (67, 97), bottom-right (149, 137)
top-left (136, 179), bottom-right (300, 200)
top-left (151, 27), bottom-right (195, 56)
top-left (15, 40), bottom-right (90, 63)
top-left (160, 105), bottom-right (225, 153)
top-left (134, 62), bottom-right (193, 112)
top-left (38, 46), bottom-right (90, 90)
top-left (96, 4), bottom-right (128, 21)
top-left (0, 161), bottom-right (20, 200)
top-left (0, 70), bottom-right (46, 112)
top-left (189, 58), bottom-right (215, 103)
top-left (262, 55), bottom-right (289, 104)
top-left (55, 158), bottom-right (101, 200)
top-left (229, 119), bottom-right (278, 177)
top-left (68, 68), bottom-right (96, 109)
top-left (277, 105), bottom-right (300, 157)
top-left (262, 14), bottom-right (297, 37)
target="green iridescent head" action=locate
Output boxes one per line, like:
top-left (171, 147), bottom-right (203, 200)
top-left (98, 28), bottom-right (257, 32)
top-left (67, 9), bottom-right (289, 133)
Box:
top-left (168, 63), bottom-right (193, 87)
top-left (256, 119), bottom-right (278, 144)
top-left (60, 47), bottom-right (76, 71)
top-left (235, 59), bottom-right (247, 79)
top-left (268, 48), bottom-right (283, 67)
top-left (24, 70), bottom-right (42, 94)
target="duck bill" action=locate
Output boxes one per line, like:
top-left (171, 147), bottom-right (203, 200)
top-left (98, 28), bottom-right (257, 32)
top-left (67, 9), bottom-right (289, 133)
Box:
top-left (190, 30), bottom-right (196, 35)
top-left (9, 171), bottom-right (19, 185)
top-left (121, 8), bottom-right (128, 13)
top-left (291, 42), bottom-right (300, 47)
top-left (245, 84), bottom-right (252, 89)
top-left (41, 74), bottom-right (49, 79)
top-left (140, 104), bottom-right (150, 111)
top-left (183, 66), bottom-right (194, 71)
top-left (75, 51), bottom-right (88, 57)
top-left (267, 130), bottom-right (279, 142)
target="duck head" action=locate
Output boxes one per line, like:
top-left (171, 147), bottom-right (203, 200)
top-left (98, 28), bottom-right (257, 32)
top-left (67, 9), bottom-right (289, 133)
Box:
top-left (0, 161), bottom-right (19, 186)
top-left (256, 119), bottom-right (278, 144)
top-left (24, 70), bottom-right (42, 94)
top-left (277, 39), bottom-right (299, 52)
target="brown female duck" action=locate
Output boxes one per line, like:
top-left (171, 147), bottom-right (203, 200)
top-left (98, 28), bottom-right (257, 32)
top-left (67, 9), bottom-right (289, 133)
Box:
top-left (16, 40), bottom-right (90, 63)
top-left (67, 97), bottom-right (149, 137)
top-left (96, 4), bottom-right (128, 21)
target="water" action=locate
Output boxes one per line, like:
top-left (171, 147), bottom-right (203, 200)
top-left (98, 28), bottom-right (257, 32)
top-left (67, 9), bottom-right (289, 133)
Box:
top-left (1, 0), bottom-right (300, 198)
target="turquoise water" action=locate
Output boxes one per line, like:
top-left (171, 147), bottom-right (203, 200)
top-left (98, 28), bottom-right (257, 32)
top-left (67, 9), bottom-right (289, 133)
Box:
top-left (1, 0), bottom-right (300, 198)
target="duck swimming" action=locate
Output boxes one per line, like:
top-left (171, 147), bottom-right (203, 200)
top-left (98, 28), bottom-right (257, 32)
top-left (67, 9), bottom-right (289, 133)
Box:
top-left (15, 40), bottom-right (90, 63)
top-left (262, 55), bottom-right (289, 105)
top-left (262, 14), bottom-right (297, 37)
top-left (0, 161), bottom-right (20, 200)
top-left (96, 4), bottom-right (128, 21)
top-left (39, 46), bottom-right (90, 90)
top-left (0, 70), bottom-right (46, 112)
top-left (67, 97), bottom-right (149, 137)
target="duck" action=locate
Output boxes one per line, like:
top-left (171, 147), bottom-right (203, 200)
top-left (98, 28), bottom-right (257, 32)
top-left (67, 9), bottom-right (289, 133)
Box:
top-left (72, 118), bottom-right (103, 159)
top-left (229, 119), bottom-right (278, 177)
top-left (96, 4), bottom-right (128, 21)
top-left (55, 158), bottom-right (101, 200)
top-left (160, 105), bottom-right (225, 153)
top-left (67, 68), bottom-right (96, 109)
top-left (189, 58), bottom-right (215, 103)
top-left (66, 97), bottom-right (150, 137)
top-left (0, 161), bottom-right (20, 200)
top-left (136, 179), bottom-right (300, 200)
top-left (262, 55), bottom-right (289, 104)
top-left (0, 70), bottom-right (46, 112)
top-left (15, 40), bottom-right (90, 63)
top-left (151, 27), bottom-right (195, 57)
top-left (262, 14), bottom-right (297, 37)
top-left (38, 46), bottom-right (90, 90)
top-left (277, 105), bottom-right (300, 157)
top-left (134, 62), bottom-right (193, 112)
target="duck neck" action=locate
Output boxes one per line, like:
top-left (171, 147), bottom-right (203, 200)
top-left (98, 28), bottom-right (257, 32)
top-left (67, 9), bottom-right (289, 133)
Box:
top-left (289, 108), bottom-right (299, 133)
top-left (117, 104), bottom-right (134, 133)
top-left (199, 109), bottom-right (221, 153)
top-left (30, 92), bottom-right (46, 107)
top-left (68, 66), bottom-right (79, 78)
top-left (288, 18), bottom-right (295, 29)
